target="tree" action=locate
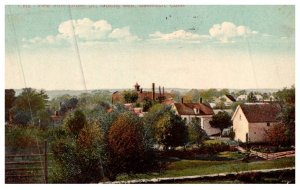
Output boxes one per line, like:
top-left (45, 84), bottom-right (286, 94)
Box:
top-left (64, 110), bottom-right (87, 137)
top-left (142, 97), bottom-right (153, 112)
top-left (66, 97), bottom-right (79, 110)
top-left (5, 89), bottom-right (16, 122)
top-left (199, 88), bottom-right (218, 103)
top-left (107, 112), bottom-right (156, 181)
top-left (275, 86), bottom-right (295, 145)
top-left (236, 90), bottom-right (247, 96)
top-left (122, 90), bottom-right (138, 103)
top-left (247, 92), bottom-right (257, 102)
top-left (265, 124), bottom-right (289, 146)
top-left (51, 121), bottom-right (105, 183)
top-left (11, 88), bottom-right (49, 126)
top-left (188, 118), bottom-right (208, 146)
top-left (185, 89), bottom-right (200, 103)
top-left (154, 111), bottom-right (188, 148)
top-left (209, 111), bottom-right (232, 133)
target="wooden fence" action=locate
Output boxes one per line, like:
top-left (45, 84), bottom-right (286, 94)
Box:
top-left (5, 140), bottom-right (48, 184)
top-left (250, 150), bottom-right (295, 160)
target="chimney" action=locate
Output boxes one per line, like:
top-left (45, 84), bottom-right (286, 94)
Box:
top-left (159, 86), bottom-right (161, 97)
top-left (181, 97), bottom-right (184, 103)
top-left (163, 86), bottom-right (165, 96)
top-left (152, 83), bottom-right (155, 100)
top-left (140, 88), bottom-right (143, 93)
top-left (200, 97), bottom-right (203, 103)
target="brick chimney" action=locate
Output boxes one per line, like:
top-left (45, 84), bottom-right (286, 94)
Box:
top-left (181, 97), bottom-right (184, 103)
top-left (159, 86), bottom-right (161, 97)
top-left (163, 86), bottom-right (165, 96)
top-left (152, 83), bottom-right (155, 100)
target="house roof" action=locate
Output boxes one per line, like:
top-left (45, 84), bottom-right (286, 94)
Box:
top-left (174, 103), bottom-right (214, 116)
top-left (239, 103), bottom-right (281, 123)
top-left (225, 94), bottom-right (236, 102)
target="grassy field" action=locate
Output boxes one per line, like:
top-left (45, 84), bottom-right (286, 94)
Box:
top-left (116, 157), bottom-right (295, 181)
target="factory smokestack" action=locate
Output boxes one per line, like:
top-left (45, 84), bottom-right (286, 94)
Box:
top-left (152, 83), bottom-right (155, 100)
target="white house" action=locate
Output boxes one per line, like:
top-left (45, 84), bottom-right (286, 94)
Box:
top-left (231, 103), bottom-right (281, 143)
top-left (237, 94), bottom-right (247, 101)
top-left (255, 94), bottom-right (263, 101)
top-left (172, 103), bottom-right (221, 136)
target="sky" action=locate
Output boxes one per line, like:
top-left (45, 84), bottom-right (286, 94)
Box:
top-left (5, 5), bottom-right (295, 90)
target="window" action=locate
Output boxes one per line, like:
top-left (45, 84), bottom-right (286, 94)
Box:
top-left (267, 122), bottom-right (270, 126)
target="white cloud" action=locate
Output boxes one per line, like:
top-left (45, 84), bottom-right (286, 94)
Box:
top-left (58, 18), bottom-right (112, 40)
top-left (109, 27), bottom-right (140, 42)
top-left (149, 30), bottom-right (211, 42)
top-left (22, 18), bottom-right (139, 48)
top-left (209, 22), bottom-right (257, 43)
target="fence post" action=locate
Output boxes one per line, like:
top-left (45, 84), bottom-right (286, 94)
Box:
top-left (44, 140), bottom-right (48, 184)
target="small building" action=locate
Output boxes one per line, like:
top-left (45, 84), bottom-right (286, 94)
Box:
top-left (236, 94), bottom-right (247, 101)
top-left (172, 102), bottom-right (221, 136)
top-left (112, 83), bottom-right (172, 104)
top-left (255, 94), bottom-right (263, 101)
top-left (231, 103), bottom-right (281, 143)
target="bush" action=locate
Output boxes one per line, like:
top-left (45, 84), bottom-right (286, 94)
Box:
top-left (5, 125), bottom-right (46, 154)
top-left (106, 112), bottom-right (157, 181)
top-left (200, 141), bottom-right (230, 153)
top-left (64, 110), bottom-right (87, 137)
top-left (51, 119), bottom-right (105, 183)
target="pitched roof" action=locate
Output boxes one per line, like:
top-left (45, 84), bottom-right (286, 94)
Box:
top-left (225, 94), bottom-right (236, 102)
top-left (240, 103), bottom-right (281, 123)
top-left (174, 103), bottom-right (214, 115)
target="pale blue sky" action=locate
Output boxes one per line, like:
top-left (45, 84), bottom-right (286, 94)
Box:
top-left (5, 5), bottom-right (295, 90)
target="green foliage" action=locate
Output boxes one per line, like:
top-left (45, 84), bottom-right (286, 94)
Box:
top-left (188, 118), bottom-right (209, 145)
top-left (142, 97), bottom-right (153, 112)
top-left (14, 88), bottom-right (48, 115)
top-left (51, 121), bottom-right (105, 183)
top-left (184, 89), bottom-right (200, 103)
top-left (247, 92), bottom-right (257, 102)
top-left (231, 102), bottom-right (243, 112)
top-left (275, 85), bottom-right (295, 104)
top-left (64, 110), bottom-right (87, 137)
top-left (5, 125), bottom-right (46, 154)
top-left (11, 110), bottom-right (31, 126)
top-left (201, 140), bottom-right (231, 153)
top-left (154, 111), bottom-right (188, 148)
top-left (122, 90), bottom-right (138, 103)
top-left (209, 111), bottom-right (232, 132)
top-left (275, 86), bottom-right (295, 145)
top-left (9, 88), bottom-right (50, 126)
top-left (170, 90), bottom-right (181, 103)
top-left (199, 89), bottom-right (218, 102)
top-left (5, 89), bottom-right (16, 121)
top-left (107, 112), bottom-right (156, 181)
top-left (144, 104), bottom-right (188, 148)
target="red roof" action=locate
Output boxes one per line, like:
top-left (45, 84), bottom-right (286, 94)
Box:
top-left (174, 103), bottom-right (214, 115)
top-left (240, 103), bottom-right (281, 123)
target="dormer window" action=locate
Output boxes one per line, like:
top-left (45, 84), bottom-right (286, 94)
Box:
top-left (193, 108), bottom-right (199, 114)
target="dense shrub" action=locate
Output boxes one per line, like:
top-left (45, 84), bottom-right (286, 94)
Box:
top-left (200, 141), bottom-right (231, 153)
top-left (51, 118), bottom-right (105, 183)
top-left (106, 112), bottom-right (157, 181)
